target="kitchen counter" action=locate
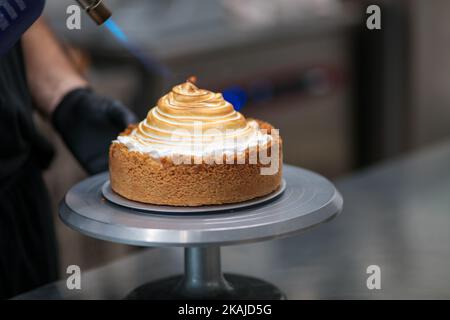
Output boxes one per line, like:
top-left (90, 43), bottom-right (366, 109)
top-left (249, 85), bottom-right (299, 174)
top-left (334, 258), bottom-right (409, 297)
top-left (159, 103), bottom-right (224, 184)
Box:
top-left (15, 140), bottom-right (450, 299)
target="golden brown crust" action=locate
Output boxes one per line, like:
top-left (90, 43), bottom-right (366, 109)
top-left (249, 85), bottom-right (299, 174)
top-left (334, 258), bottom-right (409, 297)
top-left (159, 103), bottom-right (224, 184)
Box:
top-left (109, 120), bottom-right (282, 206)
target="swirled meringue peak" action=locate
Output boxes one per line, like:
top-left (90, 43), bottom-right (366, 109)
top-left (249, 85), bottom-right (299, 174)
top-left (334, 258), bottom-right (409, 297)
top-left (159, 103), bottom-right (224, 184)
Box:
top-left (116, 80), bottom-right (271, 158)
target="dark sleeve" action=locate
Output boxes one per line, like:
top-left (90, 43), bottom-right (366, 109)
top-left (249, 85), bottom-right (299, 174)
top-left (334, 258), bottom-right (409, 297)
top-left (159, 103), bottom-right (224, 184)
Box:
top-left (0, 42), bottom-right (54, 188)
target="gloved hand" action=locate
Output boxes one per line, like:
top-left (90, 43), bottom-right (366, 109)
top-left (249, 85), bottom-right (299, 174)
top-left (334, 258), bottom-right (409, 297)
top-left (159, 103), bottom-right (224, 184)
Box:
top-left (52, 88), bottom-right (137, 175)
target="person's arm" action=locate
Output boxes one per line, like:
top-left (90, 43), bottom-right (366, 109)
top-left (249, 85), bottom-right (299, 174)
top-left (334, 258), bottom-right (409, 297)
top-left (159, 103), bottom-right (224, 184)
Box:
top-left (21, 18), bottom-right (137, 174)
top-left (21, 18), bottom-right (88, 116)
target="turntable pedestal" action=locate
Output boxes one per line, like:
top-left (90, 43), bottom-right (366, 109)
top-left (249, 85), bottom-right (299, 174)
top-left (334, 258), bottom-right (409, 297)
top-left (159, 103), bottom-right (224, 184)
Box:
top-left (59, 165), bottom-right (343, 300)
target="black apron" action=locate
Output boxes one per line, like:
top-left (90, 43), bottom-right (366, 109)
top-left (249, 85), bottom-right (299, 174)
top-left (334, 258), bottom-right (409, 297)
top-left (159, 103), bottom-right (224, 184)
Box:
top-left (0, 42), bottom-right (58, 299)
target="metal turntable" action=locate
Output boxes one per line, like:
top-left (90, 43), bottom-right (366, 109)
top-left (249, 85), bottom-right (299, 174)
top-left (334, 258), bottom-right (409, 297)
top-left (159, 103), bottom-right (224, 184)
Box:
top-left (59, 164), bottom-right (343, 300)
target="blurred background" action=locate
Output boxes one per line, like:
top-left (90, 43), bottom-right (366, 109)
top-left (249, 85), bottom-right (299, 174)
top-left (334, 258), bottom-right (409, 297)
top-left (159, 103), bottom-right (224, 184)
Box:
top-left (36, 0), bottom-right (450, 275)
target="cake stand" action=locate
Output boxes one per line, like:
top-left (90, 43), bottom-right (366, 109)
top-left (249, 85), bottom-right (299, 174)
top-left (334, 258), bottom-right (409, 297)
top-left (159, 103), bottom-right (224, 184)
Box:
top-left (59, 164), bottom-right (343, 300)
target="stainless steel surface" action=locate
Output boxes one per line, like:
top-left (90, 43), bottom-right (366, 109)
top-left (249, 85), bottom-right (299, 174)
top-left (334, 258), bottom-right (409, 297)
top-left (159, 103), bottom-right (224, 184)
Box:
top-left (60, 165), bottom-right (342, 247)
top-left (101, 179), bottom-right (287, 213)
top-left (16, 140), bottom-right (450, 299)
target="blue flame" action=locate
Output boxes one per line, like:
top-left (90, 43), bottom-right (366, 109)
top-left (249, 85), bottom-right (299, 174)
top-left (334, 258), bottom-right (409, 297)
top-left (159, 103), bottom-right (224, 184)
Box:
top-left (103, 18), bottom-right (248, 109)
top-left (103, 18), bottom-right (171, 79)
top-left (104, 18), bottom-right (129, 44)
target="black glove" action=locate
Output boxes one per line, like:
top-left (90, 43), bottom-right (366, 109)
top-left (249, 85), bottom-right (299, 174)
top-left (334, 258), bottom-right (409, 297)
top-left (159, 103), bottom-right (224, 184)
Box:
top-left (52, 88), bottom-right (137, 175)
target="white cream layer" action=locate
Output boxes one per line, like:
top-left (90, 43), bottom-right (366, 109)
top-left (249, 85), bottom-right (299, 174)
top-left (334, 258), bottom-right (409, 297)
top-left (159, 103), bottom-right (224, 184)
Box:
top-left (115, 120), bottom-right (272, 158)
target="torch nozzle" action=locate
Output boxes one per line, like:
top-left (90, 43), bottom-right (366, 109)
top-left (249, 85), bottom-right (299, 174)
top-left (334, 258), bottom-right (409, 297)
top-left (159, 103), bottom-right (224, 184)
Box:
top-left (76, 0), bottom-right (111, 25)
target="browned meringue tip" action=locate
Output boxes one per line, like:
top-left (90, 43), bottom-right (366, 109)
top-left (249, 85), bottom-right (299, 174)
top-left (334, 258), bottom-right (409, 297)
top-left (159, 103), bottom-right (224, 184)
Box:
top-left (187, 76), bottom-right (197, 84)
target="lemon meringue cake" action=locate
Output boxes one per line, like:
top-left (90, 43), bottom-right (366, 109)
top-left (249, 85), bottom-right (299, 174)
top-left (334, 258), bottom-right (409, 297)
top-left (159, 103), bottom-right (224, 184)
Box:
top-left (109, 80), bottom-right (282, 206)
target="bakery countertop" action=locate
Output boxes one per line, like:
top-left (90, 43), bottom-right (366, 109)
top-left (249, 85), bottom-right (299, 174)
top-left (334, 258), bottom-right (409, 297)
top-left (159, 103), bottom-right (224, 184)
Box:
top-left (15, 140), bottom-right (450, 299)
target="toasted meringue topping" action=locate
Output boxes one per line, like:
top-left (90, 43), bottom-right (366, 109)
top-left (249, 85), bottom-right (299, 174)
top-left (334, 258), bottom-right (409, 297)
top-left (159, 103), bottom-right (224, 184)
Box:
top-left (116, 81), bottom-right (271, 157)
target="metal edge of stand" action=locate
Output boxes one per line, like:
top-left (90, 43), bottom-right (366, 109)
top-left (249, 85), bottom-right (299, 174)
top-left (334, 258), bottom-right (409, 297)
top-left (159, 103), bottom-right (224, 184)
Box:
top-left (59, 189), bottom-right (343, 247)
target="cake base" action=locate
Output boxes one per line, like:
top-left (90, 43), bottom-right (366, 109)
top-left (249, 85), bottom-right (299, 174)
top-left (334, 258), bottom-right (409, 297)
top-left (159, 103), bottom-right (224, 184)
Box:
top-left (109, 121), bottom-right (282, 206)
